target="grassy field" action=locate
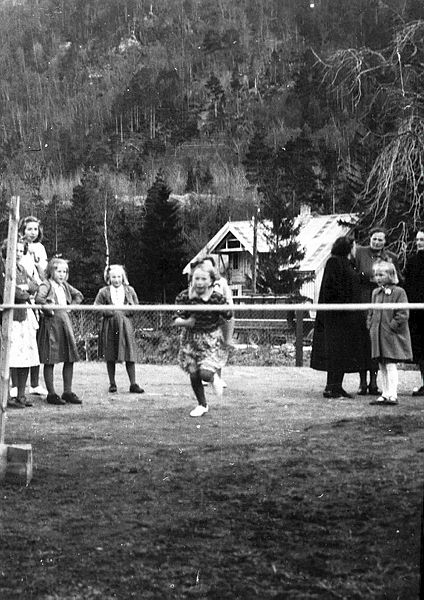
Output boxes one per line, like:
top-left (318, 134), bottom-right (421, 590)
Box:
top-left (0, 364), bottom-right (423, 599)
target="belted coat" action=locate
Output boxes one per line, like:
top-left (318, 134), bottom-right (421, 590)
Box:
top-left (367, 285), bottom-right (412, 362)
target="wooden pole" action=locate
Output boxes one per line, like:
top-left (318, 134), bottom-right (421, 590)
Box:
top-left (252, 203), bottom-right (259, 294)
top-left (0, 196), bottom-right (32, 485)
top-left (0, 196), bottom-right (19, 443)
top-left (295, 309), bottom-right (304, 367)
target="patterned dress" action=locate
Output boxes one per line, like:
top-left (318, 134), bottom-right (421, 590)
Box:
top-left (175, 289), bottom-right (233, 375)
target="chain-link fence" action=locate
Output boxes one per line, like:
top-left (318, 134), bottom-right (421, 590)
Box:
top-left (69, 302), bottom-right (315, 365)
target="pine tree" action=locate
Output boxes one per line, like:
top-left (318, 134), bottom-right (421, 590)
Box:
top-left (243, 130), bottom-right (308, 295)
top-left (139, 171), bottom-right (187, 303)
top-left (65, 171), bottom-right (105, 297)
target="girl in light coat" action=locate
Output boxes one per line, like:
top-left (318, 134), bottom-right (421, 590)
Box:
top-left (367, 261), bottom-right (412, 405)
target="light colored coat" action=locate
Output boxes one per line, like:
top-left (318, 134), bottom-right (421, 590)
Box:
top-left (367, 285), bottom-right (412, 361)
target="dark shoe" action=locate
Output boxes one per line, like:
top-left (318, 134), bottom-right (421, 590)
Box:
top-left (129, 383), bottom-right (144, 394)
top-left (323, 390), bottom-right (332, 398)
top-left (108, 384), bottom-right (117, 393)
top-left (357, 386), bottom-right (368, 396)
top-left (412, 385), bottom-right (424, 397)
top-left (62, 392), bottom-right (82, 405)
top-left (22, 396), bottom-right (33, 407)
top-left (339, 388), bottom-right (354, 398)
top-left (368, 386), bottom-right (381, 396)
top-left (47, 393), bottom-right (66, 405)
top-left (330, 389), bottom-right (354, 399)
top-left (7, 398), bottom-right (26, 409)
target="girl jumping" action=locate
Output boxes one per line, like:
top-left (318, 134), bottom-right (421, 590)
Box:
top-left (174, 261), bottom-right (233, 417)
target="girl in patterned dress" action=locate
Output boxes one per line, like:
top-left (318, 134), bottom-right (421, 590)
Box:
top-left (174, 262), bottom-right (233, 417)
top-left (16, 215), bottom-right (49, 397)
top-left (0, 237), bottom-right (40, 409)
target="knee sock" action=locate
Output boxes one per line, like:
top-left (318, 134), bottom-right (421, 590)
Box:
top-left (30, 365), bottom-right (40, 388)
top-left (63, 362), bottom-right (74, 393)
top-left (125, 361), bottom-right (136, 385)
top-left (107, 362), bottom-right (116, 386)
top-left (190, 371), bottom-right (207, 406)
top-left (10, 368), bottom-right (18, 388)
top-left (379, 363), bottom-right (388, 398)
top-left (43, 364), bottom-right (55, 394)
top-left (386, 363), bottom-right (398, 398)
top-left (16, 367), bottom-right (29, 397)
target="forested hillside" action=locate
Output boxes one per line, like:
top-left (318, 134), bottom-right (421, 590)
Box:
top-left (1, 0), bottom-right (423, 297)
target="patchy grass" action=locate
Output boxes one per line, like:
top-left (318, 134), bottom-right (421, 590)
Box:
top-left (0, 365), bottom-right (422, 599)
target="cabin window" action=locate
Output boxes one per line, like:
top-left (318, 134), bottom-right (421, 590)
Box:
top-left (231, 253), bottom-right (239, 270)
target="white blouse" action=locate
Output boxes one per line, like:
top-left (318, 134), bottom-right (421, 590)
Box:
top-left (51, 280), bottom-right (67, 305)
top-left (109, 285), bottom-right (125, 306)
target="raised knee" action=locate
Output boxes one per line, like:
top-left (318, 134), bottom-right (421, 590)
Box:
top-left (199, 368), bottom-right (214, 383)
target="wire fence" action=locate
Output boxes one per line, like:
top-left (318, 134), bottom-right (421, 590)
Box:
top-left (68, 304), bottom-right (315, 364)
top-left (2, 300), bottom-right (423, 366)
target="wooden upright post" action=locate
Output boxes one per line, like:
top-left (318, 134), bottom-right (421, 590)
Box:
top-left (0, 196), bottom-right (19, 442)
top-left (0, 196), bottom-right (33, 485)
top-left (295, 310), bottom-right (304, 367)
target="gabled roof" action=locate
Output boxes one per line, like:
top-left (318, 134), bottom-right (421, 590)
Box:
top-left (183, 213), bottom-right (359, 274)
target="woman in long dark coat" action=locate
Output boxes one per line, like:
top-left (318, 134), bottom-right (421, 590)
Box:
top-left (310, 236), bottom-right (371, 398)
top-left (403, 230), bottom-right (424, 395)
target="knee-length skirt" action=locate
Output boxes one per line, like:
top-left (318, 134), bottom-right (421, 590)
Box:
top-left (38, 311), bottom-right (79, 364)
top-left (178, 328), bottom-right (228, 375)
top-left (98, 313), bottom-right (137, 362)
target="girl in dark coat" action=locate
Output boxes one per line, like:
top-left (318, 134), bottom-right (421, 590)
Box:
top-left (94, 265), bottom-right (144, 395)
top-left (35, 258), bottom-right (84, 406)
top-left (310, 236), bottom-right (370, 398)
top-left (403, 230), bottom-right (424, 395)
top-left (367, 261), bottom-right (412, 405)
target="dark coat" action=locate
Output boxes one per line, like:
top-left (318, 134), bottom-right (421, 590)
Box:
top-left (310, 255), bottom-right (371, 373)
top-left (403, 251), bottom-right (424, 362)
top-left (367, 285), bottom-right (412, 362)
top-left (94, 285), bottom-right (139, 362)
top-left (35, 279), bottom-right (83, 364)
top-left (355, 245), bottom-right (400, 303)
top-left (0, 263), bottom-right (38, 322)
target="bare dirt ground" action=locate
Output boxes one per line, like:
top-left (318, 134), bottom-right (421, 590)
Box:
top-left (0, 364), bottom-right (423, 599)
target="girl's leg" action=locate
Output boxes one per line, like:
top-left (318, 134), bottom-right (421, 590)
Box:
top-left (63, 362), bottom-right (73, 393)
top-left (62, 362), bottom-right (82, 404)
top-left (44, 364), bottom-right (65, 405)
top-left (107, 361), bottom-right (116, 386)
top-left (190, 371), bottom-right (207, 406)
top-left (125, 361), bottom-right (136, 385)
top-left (43, 364), bottom-right (56, 394)
top-left (126, 361), bottom-right (144, 393)
top-left (378, 362), bottom-right (388, 398)
top-left (200, 367), bottom-right (223, 397)
top-left (386, 363), bottom-right (398, 401)
top-left (10, 368), bottom-right (18, 388)
top-left (16, 367), bottom-right (32, 406)
top-left (30, 365), bottom-right (40, 388)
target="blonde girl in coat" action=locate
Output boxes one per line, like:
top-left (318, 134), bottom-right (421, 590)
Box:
top-left (367, 261), bottom-right (412, 406)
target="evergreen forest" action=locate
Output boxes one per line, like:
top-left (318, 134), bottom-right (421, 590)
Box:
top-left (1, 0), bottom-right (424, 299)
